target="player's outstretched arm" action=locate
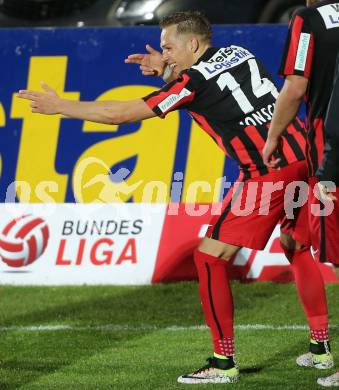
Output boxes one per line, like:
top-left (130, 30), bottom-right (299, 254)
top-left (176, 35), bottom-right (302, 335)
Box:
top-left (17, 82), bottom-right (155, 124)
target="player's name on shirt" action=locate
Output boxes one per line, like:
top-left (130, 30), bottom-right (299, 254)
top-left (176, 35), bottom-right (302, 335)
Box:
top-left (239, 102), bottom-right (276, 127)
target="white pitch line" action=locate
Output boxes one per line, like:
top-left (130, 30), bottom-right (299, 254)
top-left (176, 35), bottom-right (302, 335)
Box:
top-left (0, 324), bottom-right (338, 332)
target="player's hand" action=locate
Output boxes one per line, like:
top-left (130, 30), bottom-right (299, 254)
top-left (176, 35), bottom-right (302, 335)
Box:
top-left (17, 82), bottom-right (62, 115)
top-left (263, 136), bottom-right (282, 168)
top-left (317, 182), bottom-right (337, 202)
top-left (125, 44), bottom-right (165, 77)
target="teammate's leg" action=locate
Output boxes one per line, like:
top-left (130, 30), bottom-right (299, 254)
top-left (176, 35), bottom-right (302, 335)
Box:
top-left (280, 233), bottom-right (333, 369)
top-left (280, 233), bottom-right (329, 336)
top-left (304, 182), bottom-right (339, 384)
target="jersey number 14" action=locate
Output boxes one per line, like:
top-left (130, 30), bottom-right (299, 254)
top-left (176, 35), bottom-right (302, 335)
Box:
top-left (217, 59), bottom-right (279, 114)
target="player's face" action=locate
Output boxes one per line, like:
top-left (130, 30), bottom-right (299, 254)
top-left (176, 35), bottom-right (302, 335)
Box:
top-left (160, 25), bottom-right (195, 74)
top-left (306, 0), bottom-right (318, 5)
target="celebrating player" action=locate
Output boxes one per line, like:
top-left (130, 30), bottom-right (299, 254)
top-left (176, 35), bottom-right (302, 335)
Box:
top-left (17, 11), bottom-right (332, 384)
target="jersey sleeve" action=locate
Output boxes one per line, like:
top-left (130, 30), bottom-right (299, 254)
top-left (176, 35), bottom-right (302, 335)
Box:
top-left (142, 71), bottom-right (200, 118)
top-left (279, 7), bottom-right (314, 79)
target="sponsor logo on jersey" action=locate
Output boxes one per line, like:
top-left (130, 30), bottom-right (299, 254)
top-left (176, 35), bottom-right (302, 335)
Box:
top-left (192, 46), bottom-right (254, 80)
top-left (295, 33), bottom-right (311, 71)
top-left (318, 4), bottom-right (339, 29)
top-left (158, 88), bottom-right (192, 113)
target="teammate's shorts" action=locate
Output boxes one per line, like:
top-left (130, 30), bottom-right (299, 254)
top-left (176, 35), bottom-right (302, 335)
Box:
top-left (206, 160), bottom-right (310, 250)
top-left (308, 176), bottom-right (339, 265)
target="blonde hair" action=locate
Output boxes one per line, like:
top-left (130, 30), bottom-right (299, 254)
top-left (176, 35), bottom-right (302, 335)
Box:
top-left (160, 11), bottom-right (212, 44)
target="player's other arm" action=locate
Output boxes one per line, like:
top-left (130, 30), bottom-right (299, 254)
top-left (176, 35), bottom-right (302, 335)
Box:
top-left (17, 82), bottom-right (156, 124)
top-left (125, 44), bottom-right (179, 83)
top-left (263, 75), bottom-right (308, 167)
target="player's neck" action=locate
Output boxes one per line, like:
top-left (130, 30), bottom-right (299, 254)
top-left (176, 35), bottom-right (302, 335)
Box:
top-left (306, 0), bottom-right (319, 6)
top-left (193, 44), bottom-right (211, 63)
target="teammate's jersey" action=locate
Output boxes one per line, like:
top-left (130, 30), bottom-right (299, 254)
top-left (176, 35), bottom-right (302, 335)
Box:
top-left (143, 46), bottom-right (305, 180)
top-left (279, 0), bottom-right (339, 176)
top-left (317, 55), bottom-right (339, 184)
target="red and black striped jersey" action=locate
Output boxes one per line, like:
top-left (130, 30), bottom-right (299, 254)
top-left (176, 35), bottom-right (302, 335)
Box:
top-left (143, 46), bottom-right (306, 180)
top-left (279, 0), bottom-right (339, 176)
top-left (317, 56), bottom-right (339, 184)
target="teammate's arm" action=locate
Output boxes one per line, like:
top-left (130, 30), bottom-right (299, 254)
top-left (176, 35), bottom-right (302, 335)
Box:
top-left (263, 75), bottom-right (308, 167)
top-left (17, 82), bottom-right (156, 124)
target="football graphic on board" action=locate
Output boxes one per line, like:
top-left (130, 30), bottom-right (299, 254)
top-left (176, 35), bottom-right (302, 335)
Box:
top-left (0, 215), bottom-right (49, 267)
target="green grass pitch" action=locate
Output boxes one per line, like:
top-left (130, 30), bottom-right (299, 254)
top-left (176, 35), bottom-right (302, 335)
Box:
top-left (0, 282), bottom-right (338, 389)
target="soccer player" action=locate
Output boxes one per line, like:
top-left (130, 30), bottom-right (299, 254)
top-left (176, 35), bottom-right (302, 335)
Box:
top-left (263, 0), bottom-right (339, 386)
top-left (18, 11), bottom-right (332, 384)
